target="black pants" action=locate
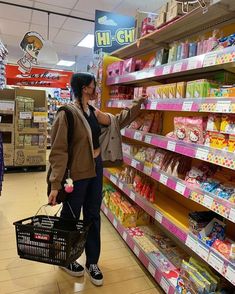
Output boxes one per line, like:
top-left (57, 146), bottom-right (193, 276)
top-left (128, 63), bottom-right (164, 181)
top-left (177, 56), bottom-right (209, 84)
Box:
top-left (61, 155), bottom-right (103, 266)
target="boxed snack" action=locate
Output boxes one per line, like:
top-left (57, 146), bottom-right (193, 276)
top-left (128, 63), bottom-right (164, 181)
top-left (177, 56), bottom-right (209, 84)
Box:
top-left (155, 48), bottom-right (169, 66)
top-left (176, 82), bottom-right (186, 98)
top-left (206, 114), bottom-right (221, 132)
top-left (168, 83), bottom-right (177, 99)
top-left (228, 135), bottom-right (235, 152)
top-left (155, 12), bottom-right (166, 28)
top-left (107, 61), bottom-right (123, 77)
top-left (194, 79), bottom-right (218, 98)
top-left (186, 117), bottom-right (206, 144)
top-left (186, 81), bottom-right (195, 98)
top-left (122, 58), bottom-right (136, 74)
top-left (166, 3), bottom-right (183, 22)
top-left (189, 211), bottom-right (216, 235)
top-left (220, 114), bottom-right (235, 134)
top-left (135, 59), bottom-right (145, 71)
top-left (146, 86), bottom-right (157, 99)
top-left (198, 218), bottom-right (226, 246)
top-left (212, 239), bottom-right (232, 259)
top-left (155, 85), bottom-right (164, 99)
top-left (162, 85), bottom-right (169, 99)
top-left (174, 117), bottom-right (187, 140)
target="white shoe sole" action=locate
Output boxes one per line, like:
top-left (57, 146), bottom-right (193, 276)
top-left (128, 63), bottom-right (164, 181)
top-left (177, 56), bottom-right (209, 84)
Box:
top-left (60, 266), bottom-right (85, 277)
top-left (86, 268), bottom-right (103, 286)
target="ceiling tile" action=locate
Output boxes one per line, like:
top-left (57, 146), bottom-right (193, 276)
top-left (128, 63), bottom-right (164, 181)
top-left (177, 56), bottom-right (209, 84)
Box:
top-left (53, 30), bottom-right (84, 46)
top-left (0, 5), bottom-right (32, 22)
top-left (34, 2), bottom-right (71, 15)
top-left (35, 0), bottom-right (78, 9)
top-left (114, 0), bottom-right (165, 15)
top-left (0, 19), bottom-right (29, 37)
top-left (74, 0), bottom-right (121, 16)
top-left (31, 11), bottom-right (67, 29)
top-left (70, 10), bottom-right (94, 20)
top-left (0, 0), bottom-right (34, 6)
top-left (62, 18), bottom-right (94, 34)
top-left (29, 24), bottom-right (59, 41)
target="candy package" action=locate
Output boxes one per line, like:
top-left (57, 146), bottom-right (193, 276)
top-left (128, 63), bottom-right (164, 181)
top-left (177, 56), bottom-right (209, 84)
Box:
top-left (186, 117), bottom-right (206, 144)
top-left (139, 113), bottom-right (154, 132)
top-left (206, 114), bottom-right (221, 132)
top-left (174, 117), bottom-right (187, 140)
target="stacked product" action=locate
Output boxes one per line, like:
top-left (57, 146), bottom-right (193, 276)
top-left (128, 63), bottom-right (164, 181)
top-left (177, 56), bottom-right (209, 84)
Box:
top-left (0, 39), bottom-right (8, 90)
top-left (128, 112), bottom-right (162, 134)
top-left (109, 86), bottom-right (134, 100)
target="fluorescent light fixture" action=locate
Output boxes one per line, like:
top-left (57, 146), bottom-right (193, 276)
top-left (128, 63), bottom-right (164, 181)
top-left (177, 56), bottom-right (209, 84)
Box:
top-left (77, 34), bottom-right (94, 48)
top-left (57, 60), bottom-right (75, 66)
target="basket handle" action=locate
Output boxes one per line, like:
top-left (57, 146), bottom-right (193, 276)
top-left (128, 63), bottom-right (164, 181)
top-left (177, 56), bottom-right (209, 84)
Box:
top-left (53, 201), bottom-right (76, 219)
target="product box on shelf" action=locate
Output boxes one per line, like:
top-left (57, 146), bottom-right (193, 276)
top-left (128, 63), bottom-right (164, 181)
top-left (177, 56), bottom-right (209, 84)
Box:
top-left (210, 86), bottom-right (235, 98)
top-left (155, 12), bottom-right (166, 28)
top-left (107, 61), bottom-right (123, 77)
top-left (122, 58), bottom-right (136, 74)
top-left (15, 133), bottom-right (47, 150)
top-left (155, 49), bottom-right (169, 66)
top-left (198, 218), bottom-right (226, 245)
top-left (14, 148), bottom-right (46, 166)
top-left (176, 82), bottom-right (187, 98)
top-left (186, 81), bottom-right (195, 98)
top-left (135, 11), bottom-right (158, 39)
top-left (194, 79), bottom-right (218, 98)
top-left (166, 3), bottom-right (183, 22)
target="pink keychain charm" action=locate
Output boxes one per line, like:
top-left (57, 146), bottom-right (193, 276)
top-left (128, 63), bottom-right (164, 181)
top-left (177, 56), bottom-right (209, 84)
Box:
top-left (64, 178), bottom-right (74, 193)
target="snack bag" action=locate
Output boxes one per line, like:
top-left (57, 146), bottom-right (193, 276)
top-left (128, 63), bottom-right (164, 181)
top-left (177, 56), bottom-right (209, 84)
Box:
top-left (186, 117), bottom-right (206, 144)
top-left (206, 114), bottom-right (221, 132)
top-left (139, 113), bottom-right (154, 132)
top-left (129, 115), bottom-right (144, 130)
top-left (220, 114), bottom-right (235, 134)
top-left (152, 149), bottom-right (166, 169)
top-left (174, 117), bottom-right (187, 140)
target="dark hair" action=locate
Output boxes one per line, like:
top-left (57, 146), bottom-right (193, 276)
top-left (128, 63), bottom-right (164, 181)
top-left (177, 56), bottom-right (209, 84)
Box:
top-left (70, 72), bottom-right (96, 114)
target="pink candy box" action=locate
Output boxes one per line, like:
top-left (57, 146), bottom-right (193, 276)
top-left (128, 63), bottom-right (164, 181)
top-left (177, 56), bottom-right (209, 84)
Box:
top-left (107, 61), bottom-right (123, 77)
top-left (123, 58), bottom-right (136, 74)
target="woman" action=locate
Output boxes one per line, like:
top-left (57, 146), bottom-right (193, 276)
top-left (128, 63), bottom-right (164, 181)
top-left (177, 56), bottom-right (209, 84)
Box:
top-left (48, 72), bottom-right (145, 286)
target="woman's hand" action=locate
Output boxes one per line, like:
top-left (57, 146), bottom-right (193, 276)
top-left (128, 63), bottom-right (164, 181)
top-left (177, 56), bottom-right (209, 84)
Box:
top-left (48, 190), bottom-right (59, 206)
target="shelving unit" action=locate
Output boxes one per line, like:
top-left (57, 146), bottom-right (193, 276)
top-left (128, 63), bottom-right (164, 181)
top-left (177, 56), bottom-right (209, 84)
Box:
top-left (100, 2), bottom-right (235, 292)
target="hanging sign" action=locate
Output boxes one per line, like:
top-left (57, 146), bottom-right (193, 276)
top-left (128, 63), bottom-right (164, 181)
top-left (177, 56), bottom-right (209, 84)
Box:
top-left (6, 65), bottom-right (73, 88)
top-left (94, 10), bottom-right (135, 53)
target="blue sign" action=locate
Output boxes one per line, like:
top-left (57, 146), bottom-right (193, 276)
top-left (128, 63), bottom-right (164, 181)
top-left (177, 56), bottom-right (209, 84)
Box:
top-left (94, 10), bottom-right (135, 53)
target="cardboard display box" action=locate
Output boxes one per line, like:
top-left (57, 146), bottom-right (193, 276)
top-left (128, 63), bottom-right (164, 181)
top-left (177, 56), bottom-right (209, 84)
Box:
top-left (3, 146), bottom-right (14, 166)
top-left (14, 149), bottom-right (46, 166)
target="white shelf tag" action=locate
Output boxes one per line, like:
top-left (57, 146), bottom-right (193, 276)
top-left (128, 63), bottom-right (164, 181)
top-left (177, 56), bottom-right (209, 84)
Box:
top-left (196, 148), bottom-right (209, 161)
top-left (163, 65), bottom-right (171, 75)
top-left (196, 243), bottom-right (209, 261)
top-left (173, 62), bottom-right (183, 73)
top-left (122, 231), bottom-right (127, 241)
top-left (203, 52), bottom-right (217, 67)
top-left (131, 159), bottom-right (139, 168)
top-left (225, 265), bottom-right (235, 285)
top-left (134, 131), bottom-right (143, 141)
top-left (187, 59), bottom-right (198, 70)
top-left (19, 112), bottom-right (32, 120)
top-left (155, 211), bottom-right (163, 224)
top-left (110, 175), bottom-right (117, 185)
top-left (33, 112), bottom-right (47, 123)
top-left (150, 101), bottom-right (158, 110)
top-left (134, 245), bottom-right (140, 257)
top-left (186, 235), bottom-right (198, 252)
top-left (182, 101), bottom-right (193, 111)
top-left (159, 174), bottom-right (168, 185)
top-left (229, 208), bottom-right (235, 222)
top-left (118, 182), bottom-right (124, 190)
top-left (203, 194), bottom-right (214, 209)
top-left (144, 135), bottom-right (152, 144)
top-left (175, 182), bottom-right (186, 195)
top-left (208, 252), bottom-right (224, 274)
top-left (113, 219), bottom-right (118, 228)
top-left (160, 277), bottom-right (170, 293)
top-left (148, 263), bottom-right (156, 277)
top-left (167, 141), bottom-right (176, 151)
top-left (130, 191), bottom-right (136, 201)
top-left (215, 101), bottom-right (231, 113)
top-left (120, 129), bottom-right (125, 136)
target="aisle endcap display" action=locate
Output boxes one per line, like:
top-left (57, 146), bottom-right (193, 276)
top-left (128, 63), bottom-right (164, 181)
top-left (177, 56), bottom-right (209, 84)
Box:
top-left (110, 0), bottom-right (235, 59)
top-left (107, 47), bottom-right (235, 86)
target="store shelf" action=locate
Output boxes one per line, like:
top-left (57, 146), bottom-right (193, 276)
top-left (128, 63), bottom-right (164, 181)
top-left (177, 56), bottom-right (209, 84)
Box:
top-left (111, 0), bottom-right (235, 59)
top-left (101, 202), bottom-right (176, 294)
top-left (107, 47), bottom-right (235, 86)
top-left (107, 98), bottom-right (235, 114)
top-left (16, 128), bottom-right (47, 134)
top-left (104, 169), bottom-right (235, 286)
top-left (121, 128), bottom-right (235, 171)
top-left (122, 152), bottom-right (235, 223)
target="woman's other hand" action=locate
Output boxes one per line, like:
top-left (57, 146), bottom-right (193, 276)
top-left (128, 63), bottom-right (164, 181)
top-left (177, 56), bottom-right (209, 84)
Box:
top-left (48, 190), bottom-right (59, 206)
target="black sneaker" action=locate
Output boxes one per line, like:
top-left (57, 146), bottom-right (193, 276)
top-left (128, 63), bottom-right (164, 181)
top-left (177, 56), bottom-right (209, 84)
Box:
top-left (86, 264), bottom-right (103, 286)
top-left (60, 261), bottom-right (85, 277)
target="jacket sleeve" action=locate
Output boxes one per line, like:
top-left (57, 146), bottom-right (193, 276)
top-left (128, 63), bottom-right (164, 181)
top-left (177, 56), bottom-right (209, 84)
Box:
top-left (115, 99), bottom-right (143, 129)
top-left (49, 111), bottom-right (68, 190)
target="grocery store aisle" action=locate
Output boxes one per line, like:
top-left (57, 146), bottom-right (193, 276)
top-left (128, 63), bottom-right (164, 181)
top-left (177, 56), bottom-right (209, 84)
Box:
top-left (0, 171), bottom-right (163, 294)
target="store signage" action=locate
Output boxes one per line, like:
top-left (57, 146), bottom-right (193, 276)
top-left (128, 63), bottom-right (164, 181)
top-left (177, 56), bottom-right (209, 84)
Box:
top-left (6, 65), bottom-right (73, 88)
top-left (94, 10), bottom-right (135, 53)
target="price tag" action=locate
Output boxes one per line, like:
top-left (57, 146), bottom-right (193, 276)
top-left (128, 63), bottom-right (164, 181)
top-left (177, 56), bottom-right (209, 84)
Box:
top-left (0, 101), bottom-right (15, 111)
top-left (144, 135), bottom-right (152, 144)
top-left (155, 211), bottom-right (163, 224)
top-left (186, 235), bottom-right (198, 252)
top-left (159, 174), bottom-right (168, 185)
top-left (134, 245), bottom-right (140, 257)
top-left (131, 159), bottom-right (139, 168)
top-left (134, 131), bottom-right (143, 141)
top-left (167, 141), bottom-right (176, 151)
top-left (182, 101), bottom-right (193, 111)
top-left (150, 101), bottom-right (158, 110)
top-left (229, 208), bottom-right (235, 222)
top-left (173, 62), bottom-right (183, 73)
top-left (203, 52), bottom-right (217, 67)
top-left (110, 175), bottom-right (117, 185)
top-left (117, 101), bottom-right (123, 108)
top-left (33, 112), bottom-right (47, 123)
top-left (160, 277), bottom-right (170, 293)
top-left (130, 191), bottom-right (136, 201)
top-left (196, 148), bottom-right (209, 161)
top-left (175, 182), bottom-right (186, 195)
top-left (19, 112), bottom-right (32, 120)
top-left (208, 252), bottom-right (224, 274)
top-left (113, 219), bottom-right (118, 228)
top-left (104, 206), bottom-right (108, 215)
top-left (148, 263), bottom-right (156, 277)
top-left (120, 129), bottom-right (125, 136)
top-left (122, 231), bottom-right (127, 241)
top-left (215, 101), bottom-right (231, 113)
top-left (203, 194), bottom-right (214, 209)
top-left (118, 182), bottom-right (124, 190)
top-left (187, 59), bottom-right (198, 70)
top-left (163, 65), bottom-right (171, 75)
top-left (225, 265), bottom-right (235, 285)
top-left (196, 243), bottom-right (209, 261)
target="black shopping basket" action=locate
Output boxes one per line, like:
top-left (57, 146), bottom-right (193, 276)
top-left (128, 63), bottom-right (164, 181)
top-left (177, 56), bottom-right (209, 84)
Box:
top-left (13, 204), bottom-right (90, 267)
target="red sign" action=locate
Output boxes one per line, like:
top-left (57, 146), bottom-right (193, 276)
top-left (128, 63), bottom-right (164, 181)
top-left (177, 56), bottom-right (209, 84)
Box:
top-left (6, 64), bottom-right (73, 88)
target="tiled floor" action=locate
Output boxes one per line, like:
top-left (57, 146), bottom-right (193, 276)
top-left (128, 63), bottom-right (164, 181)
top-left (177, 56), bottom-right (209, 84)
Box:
top-left (0, 171), bottom-right (163, 294)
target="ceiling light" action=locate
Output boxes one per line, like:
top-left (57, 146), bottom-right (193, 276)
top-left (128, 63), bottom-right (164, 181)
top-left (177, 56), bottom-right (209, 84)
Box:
top-left (77, 34), bottom-right (94, 48)
top-left (57, 60), bottom-right (75, 66)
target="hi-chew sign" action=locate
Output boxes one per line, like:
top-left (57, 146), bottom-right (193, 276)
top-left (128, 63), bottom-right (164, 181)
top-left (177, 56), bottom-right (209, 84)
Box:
top-left (94, 10), bottom-right (135, 53)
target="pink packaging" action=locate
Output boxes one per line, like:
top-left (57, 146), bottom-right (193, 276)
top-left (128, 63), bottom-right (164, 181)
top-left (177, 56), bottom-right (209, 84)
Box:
top-left (107, 61), bottom-right (123, 77)
top-left (134, 87), bottom-right (139, 99)
top-left (146, 86), bottom-right (156, 99)
top-left (138, 87), bottom-right (147, 98)
top-left (181, 42), bottom-right (189, 59)
top-left (174, 117), bottom-right (187, 141)
top-left (186, 117), bottom-right (206, 144)
top-left (135, 59), bottom-right (145, 71)
top-left (123, 58), bottom-right (136, 74)
top-left (197, 39), bottom-right (204, 55)
top-left (203, 39), bottom-right (209, 54)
